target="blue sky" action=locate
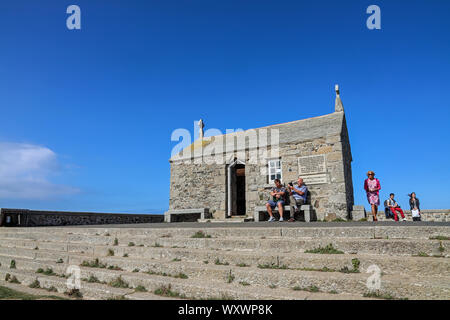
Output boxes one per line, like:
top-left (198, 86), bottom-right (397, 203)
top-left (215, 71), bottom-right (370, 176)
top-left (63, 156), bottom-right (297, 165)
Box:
top-left (0, 0), bottom-right (449, 213)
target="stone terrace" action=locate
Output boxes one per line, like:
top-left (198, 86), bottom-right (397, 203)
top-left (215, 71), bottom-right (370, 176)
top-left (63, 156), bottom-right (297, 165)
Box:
top-left (0, 222), bottom-right (449, 300)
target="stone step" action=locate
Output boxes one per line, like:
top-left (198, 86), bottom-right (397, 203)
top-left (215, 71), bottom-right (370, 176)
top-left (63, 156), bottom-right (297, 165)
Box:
top-left (0, 264), bottom-right (372, 300)
top-left (2, 254), bottom-right (449, 300)
top-left (1, 235), bottom-right (447, 257)
top-left (1, 225), bottom-right (448, 240)
top-left (0, 245), bottom-right (448, 277)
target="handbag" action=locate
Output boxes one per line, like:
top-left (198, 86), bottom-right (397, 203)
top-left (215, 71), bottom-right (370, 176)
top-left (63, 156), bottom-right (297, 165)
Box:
top-left (411, 209), bottom-right (420, 217)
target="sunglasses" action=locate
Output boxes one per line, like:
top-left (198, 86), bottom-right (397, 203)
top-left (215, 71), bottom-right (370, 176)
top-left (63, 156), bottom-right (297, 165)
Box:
top-left (368, 173), bottom-right (374, 176)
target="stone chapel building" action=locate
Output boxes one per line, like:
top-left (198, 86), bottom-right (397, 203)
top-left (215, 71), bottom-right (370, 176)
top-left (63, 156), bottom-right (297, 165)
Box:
top-left (168, 85), bottom-right (354, 221)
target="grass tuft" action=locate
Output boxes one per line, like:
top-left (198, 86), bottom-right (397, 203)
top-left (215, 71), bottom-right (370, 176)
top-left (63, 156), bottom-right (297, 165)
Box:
top-left (191, 231), bottom-right (212, 238)
top-left (305, 244), bottom-right (344, 254)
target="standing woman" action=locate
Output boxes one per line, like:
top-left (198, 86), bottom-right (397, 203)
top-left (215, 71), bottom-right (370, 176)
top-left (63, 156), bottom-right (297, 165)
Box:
top-left (364, 171), bottom-right (381, 221)
top-left (409, 192), bottom-right (421, 221)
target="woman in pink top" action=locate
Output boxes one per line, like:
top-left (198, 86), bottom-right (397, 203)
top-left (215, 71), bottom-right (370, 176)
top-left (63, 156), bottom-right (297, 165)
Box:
top-left (364, 170), bottom-right (381, 222)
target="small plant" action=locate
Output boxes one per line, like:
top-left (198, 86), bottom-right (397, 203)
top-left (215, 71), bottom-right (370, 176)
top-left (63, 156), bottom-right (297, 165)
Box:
top-left (132, 268), bottom-right (140, 273)
top-left (113, 238), bottom-right (119, 246)
top-left (236, 263), bottom-right (250, 267)
top-left (268, 284), bottom-right (277, 289)
top-left (107, 265), bottom-right (123, 271)
top-left (64, 288), bottom-right (83, 299)
top-left (29, 279), bottom-right (41, 288)
top-left (9, 276), bottom-right (21, 284)
top-left (203, 260), bottom-right (209, 264)
top-left (34, 246), bottom-right (39, 250)
top-left (415, 252), bottom-right (429, 257)
top-left (84, 275), bottom-right (101, 283)
top-left (438, 241), bottom-right (445, 253)
top-left (359, 218), bottom-right (367, 222)
top-left (191, 231), bottom-right (212, 238)
top-left (56, 258), bottom-right (64, 264)
top-left (109, 276), bottom-right (129, 288)
top-left (5, 273), bottom-right (11, 282)
top-left (305, 244), bottom-right (344, 254)
top-left (43, 268), bottom-right (56, 276)
top-left (123, 253), bottom-right (129, 257)
top-left (340, 258), bottom-right (361, 273)
top-left (154, 285), bottom-right (186, 298)
top-left (174, 273), bottom-right (189, 279)
top-left (10, 260), bottom-right (16, 269)
top-left (81, 258), bottom-right (107, 268)
top-left (138, 244), bottom-right (144, 247)
top-left (226, 271), bottom-right (235, 283)
top-left (152, 242), bottom-right (162, 248)
top-left (351, 258), bottom-right (361, 272)
top-left (107, 249), bottom-right (115, 256)
top-left (36, 268), bottom-right (44, 274)
top-left (292, 285), bottom-right (319, 292)
top-left (329, 290), bottom-right (338, 294)
top-left (128, 242), bottom-right (135, 247)
top-left (134, 285), bottom-right (147, 292)
top-left (105, 233), bottom-right (111, 236)
top-left (306, 285), bottom-right (320, 292)
top-left (429, 236), bottom-right (450, 241)
top-left (215, 258), bottom-right (229, 266)
top-left (46, 286), bottom-right (58, 292)
top-left (257, 263), bottom-right (288, 270)
top-left (172, 258), bottom-right (181, 262)
top-left (239, 281), bottom-right (250, 286)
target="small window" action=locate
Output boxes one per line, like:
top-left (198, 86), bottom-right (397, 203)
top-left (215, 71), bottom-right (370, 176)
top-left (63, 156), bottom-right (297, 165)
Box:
top-left (268, 159), bottom-right (282, 184)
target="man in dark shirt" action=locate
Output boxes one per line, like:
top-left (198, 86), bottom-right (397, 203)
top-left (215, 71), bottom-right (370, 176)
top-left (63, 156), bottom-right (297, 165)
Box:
top-left (265, 179), bottom-right (286, 222)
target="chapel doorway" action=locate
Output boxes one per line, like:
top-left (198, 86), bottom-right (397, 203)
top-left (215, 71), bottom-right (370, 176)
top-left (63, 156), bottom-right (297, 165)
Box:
top-left (227, 159), bottom-right (246, 217)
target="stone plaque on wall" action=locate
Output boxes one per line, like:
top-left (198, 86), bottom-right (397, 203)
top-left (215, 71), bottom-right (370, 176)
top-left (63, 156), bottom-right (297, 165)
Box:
top-left (302, 173), bottom-right (328, 185)
top-left (298, 155), bottom-right (326, 175)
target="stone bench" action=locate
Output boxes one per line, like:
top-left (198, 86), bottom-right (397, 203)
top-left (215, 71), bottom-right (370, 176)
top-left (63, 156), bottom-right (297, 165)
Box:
top-left (254, 205), bottom-right (315, 222)
top-left (164, 208), bottom-right (211, 223)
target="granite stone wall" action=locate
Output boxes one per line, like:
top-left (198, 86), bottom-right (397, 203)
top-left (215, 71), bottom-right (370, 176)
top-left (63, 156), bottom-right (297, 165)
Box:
top-left (0, 208), bottom-right (164, 227)
top-left (169, 129), bottom-right (354, 220)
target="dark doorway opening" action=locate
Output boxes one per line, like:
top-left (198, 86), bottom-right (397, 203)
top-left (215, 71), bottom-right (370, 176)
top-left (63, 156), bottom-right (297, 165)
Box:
top-left (235, 164), bottom-right (246, 215)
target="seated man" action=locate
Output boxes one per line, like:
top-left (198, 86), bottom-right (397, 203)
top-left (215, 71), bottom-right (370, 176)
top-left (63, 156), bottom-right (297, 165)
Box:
top-left (386, 193), bottom-right (406, 221)
top-left (288, 177), bottom-right (308, 222)
top-left (266, 179), bottom-right (286, 222)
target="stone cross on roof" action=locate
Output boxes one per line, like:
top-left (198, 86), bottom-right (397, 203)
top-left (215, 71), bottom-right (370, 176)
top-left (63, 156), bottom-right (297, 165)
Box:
top-left (198, 119), bottom-right (205, 139)
top-left (335, 84), bottom-right (344, 112)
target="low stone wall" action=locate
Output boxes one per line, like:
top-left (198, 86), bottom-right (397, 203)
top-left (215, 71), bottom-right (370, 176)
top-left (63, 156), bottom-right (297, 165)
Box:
top-left (0, 208), bottom-right (164, 227)
top-left (374, 209), bottom-right (450, 222)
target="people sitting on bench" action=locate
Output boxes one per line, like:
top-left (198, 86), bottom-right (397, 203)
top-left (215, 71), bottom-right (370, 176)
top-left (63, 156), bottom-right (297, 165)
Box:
top-left (386, 193), bottom-right (406, 221)
top-left (265, 178), bottom-right (286, 222)
top-left (287, 177), bottom-right (308, 222)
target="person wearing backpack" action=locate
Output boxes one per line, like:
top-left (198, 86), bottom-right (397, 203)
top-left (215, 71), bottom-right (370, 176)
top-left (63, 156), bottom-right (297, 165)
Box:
top-left (409, 192), bottom-right (421, 221)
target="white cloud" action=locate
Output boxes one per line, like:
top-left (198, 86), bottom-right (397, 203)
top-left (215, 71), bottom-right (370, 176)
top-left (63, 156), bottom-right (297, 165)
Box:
top-left (0, 142), bottom-right (79, 199)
